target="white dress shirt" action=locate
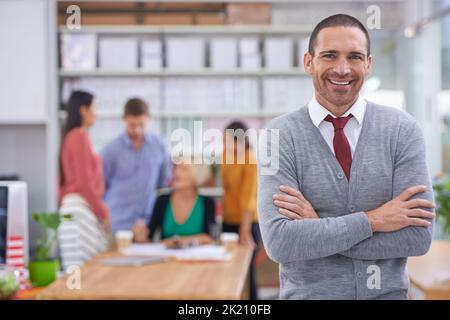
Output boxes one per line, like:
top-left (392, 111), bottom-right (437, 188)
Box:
top-left (307, 95), bottom-right (366, 157)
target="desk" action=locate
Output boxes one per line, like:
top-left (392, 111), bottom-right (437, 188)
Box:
top-left (37, 246), bottom-right (252, 300)
top-left (408, 240), bottom-right (450, 300)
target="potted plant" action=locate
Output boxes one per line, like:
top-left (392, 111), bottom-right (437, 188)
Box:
top-left (432, 178), bottom-right (450, 237)
top-left (28, 212), bottom-right (71, 287)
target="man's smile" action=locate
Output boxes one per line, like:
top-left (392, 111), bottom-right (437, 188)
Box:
top-left (327, 79), bottom-right (353, 86)
top-left (325, 78), bottom-right (355, 92)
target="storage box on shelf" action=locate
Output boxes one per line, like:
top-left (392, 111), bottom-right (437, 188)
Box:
top-left (57, 1), bottom-right (227, 26)
top-left (226, 3), bottom-right (272, 25)
top-left (98, 37), bottom-right (139, 70)
top-left (210, 38), bottom-right (238, 69)
top-left (140, 37), bottom-right (163, 70)
top-left (143, 13), bottom-right (195, 25)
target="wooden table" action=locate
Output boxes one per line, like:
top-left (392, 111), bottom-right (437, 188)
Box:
top-left (37, 246), bottom-right (252, 300)
top-left (408, 240), bottom-right (450, 300)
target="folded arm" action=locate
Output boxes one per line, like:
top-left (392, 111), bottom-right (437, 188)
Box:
top-left (339, 119), bottom-right (434, 260)
top-left (257, 123), bottom-right (373, 263)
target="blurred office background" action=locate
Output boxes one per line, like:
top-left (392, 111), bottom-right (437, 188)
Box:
top-left (0, 0), bottom-right (450, 298)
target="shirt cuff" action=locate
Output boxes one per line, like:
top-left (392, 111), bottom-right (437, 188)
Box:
top-left (342, 211), bottom-right (373, 245)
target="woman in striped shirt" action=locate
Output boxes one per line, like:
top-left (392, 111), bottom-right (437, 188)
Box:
top-left (58, 90), bottom-right (110, 269)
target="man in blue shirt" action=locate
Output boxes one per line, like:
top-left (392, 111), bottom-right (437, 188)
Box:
top-left (101, 98), bottom-right (172, 233)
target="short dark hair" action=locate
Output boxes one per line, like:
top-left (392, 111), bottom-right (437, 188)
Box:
top-left (225, 120), bottom-right (251, 150)
top-left (123, 98), bottom-right (149, 117)
top-left (308, 14), bottom-right (371, 56)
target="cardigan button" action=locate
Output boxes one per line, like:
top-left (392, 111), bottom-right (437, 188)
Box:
top-left (337, 172), bottom-right (344, 180)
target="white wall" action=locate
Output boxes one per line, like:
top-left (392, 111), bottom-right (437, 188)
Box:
top-left (0, 0), bottom-right (48, 121)
top-left (0, 0), bottom-right (57, 254)
top-left (0, 125), bottom-right (47, 248)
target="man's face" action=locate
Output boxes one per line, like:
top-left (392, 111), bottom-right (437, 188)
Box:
top-left (124, 115), bottom-right (149, 141)
top-left (304, 26), bottom-right (372, 110)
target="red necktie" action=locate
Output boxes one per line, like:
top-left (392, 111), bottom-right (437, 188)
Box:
top-left (324, 114), bottom-right (353, 180)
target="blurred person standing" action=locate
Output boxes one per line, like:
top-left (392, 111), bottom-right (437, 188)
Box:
top-left (101, 98), bottom-right (172, 234)
top-left (58, 90), bottom-right (110, 270)
top-left (221, 121), bottom-right (261, 300)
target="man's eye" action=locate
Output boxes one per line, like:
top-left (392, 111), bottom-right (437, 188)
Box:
top-left (322, 54), bottom-right (335, 59)
top-left (350, 55), bottom-right (363, 60)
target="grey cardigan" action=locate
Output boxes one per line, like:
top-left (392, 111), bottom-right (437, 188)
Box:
top-left (257, 101), bottom-right (434, 300)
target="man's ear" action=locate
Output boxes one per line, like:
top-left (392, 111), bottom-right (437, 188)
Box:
top-left (365, 54), bottom-right (373, 74)
top-left (304, 52), bottom-right (313, 75)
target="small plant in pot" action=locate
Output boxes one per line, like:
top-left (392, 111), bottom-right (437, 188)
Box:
top-left (28, 212), bottom-right (71, 287)
top-left (433, 177), bottom-right (450, 237)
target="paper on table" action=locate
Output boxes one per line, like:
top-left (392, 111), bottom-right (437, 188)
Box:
top-left (100, 255), bottom-right (169, 266)
top-left (122, 244), bottom-right (231, 261)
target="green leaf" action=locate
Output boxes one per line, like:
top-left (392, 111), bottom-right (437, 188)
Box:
top-left (33, 212), bottom-right (62, 230)
top-left (433, 178), bottom-right (450, 236)
top-left (32, 212), bottom-right (71, 261)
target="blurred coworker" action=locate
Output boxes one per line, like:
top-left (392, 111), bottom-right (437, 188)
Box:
top-left (133, 161), bottom-right (215, 248)
top-left (101, 98), bottom-right (172, 233)
top-left (221, 121), bottom-right (260, 300)
top-left (58, 90), bottom-right (110, 270)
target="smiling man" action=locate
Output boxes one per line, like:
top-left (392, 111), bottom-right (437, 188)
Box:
top-left (257, 14), bottom-right (435, 300)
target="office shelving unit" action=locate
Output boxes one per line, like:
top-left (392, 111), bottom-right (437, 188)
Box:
top-left (58, 24), bottom-right (313, 34)
top-left (59, 68), bottom-right (307, 77)
top-left (58, 22), bottom-right (313, 152)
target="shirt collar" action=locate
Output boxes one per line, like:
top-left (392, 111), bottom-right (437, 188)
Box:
top-left (308, 94), bottom-right (366, 128)
top-left (122, 132), bottom-right (151, 148)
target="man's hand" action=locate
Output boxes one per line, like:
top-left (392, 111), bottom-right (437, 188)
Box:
top-left (273, 185), bottom-right (319, 220)
top-left (366, 185), bottom-right (435, 233)
top-left (132, 219), bottom-right (150, 243)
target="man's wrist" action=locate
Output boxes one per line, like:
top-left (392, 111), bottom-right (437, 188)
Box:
top-left (366, 210), bottom-right (380, 233)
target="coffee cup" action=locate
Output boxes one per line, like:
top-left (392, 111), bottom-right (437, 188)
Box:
top-left (220, 232), bottom-right (239, 252)
top-left (115, 230), bottom-right (133, 252)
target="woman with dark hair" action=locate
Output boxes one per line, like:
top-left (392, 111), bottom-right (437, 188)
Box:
top-left (58, 90), bottom-right (110, 270)
top-left (221, 120), bottom-right (261, 300)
